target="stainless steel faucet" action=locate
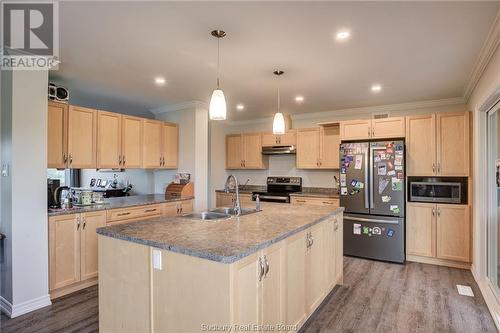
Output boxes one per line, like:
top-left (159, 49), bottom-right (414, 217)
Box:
top-left (224, 175), bottom-right (241, 216)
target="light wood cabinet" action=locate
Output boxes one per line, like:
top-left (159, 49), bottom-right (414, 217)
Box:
top-left (121, 115), bottom-right (143, 168)
top-left (48, 101), bottom-right (68, 168)
top-left (262, 129), bottom-right (297, 146)
top-left (142, 119), bottom-right (163, 168)
top-left (406, 202), bottom-right (470, 264)
top-left (97, 111), bottom-right (122, 169)
top-left (291, 196), bottom-right (339, 207)
top-left (162, 199), bottom-right (193, 217)
top-left (226, 134), bottom-right (268, 169)
top-left (340, 119), bottom-right (371, 140)
top-left (261, 244), bottom-right (283, 326)
top-left (406, 112), bottom-right (470, 176)
top-left (284, 230), bottom-right (308, 327)
top-left (215, 192), bottom-right (253, 208)
top-left (306, 222), bottom-right (326, 314)
top-left (162, 123), bottom-right (178, 169)
top-left (340, 117), bottom-right (405, 141)
top-left (49, 211), bottom-right (105, 298)
top-left (334, 214), bottom-right (343, 284)
top-left (436, 112), bottom-right (470, 176)
top-left (233, 252), bottom-right (261, 325)
top-left (297, 127), bottom-right (340, 169)
top-left (67, 106), bottom-right (97, 168)
top-left (106, 204), bottom-right (162, 225)
top-left (297, 128), bottom-right (320, 168)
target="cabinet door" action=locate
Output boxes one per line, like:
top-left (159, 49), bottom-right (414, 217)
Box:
top-left (339, 119), bottom-right (371, 140)
top-left (48, 102), bottom-right (68, 168)
top-left (285, 231), bottom-right (307, 327)
top-left (80, 211), bottom-right (106, 281)
top-left (437, 112), bottom-right (470, 176)
top-left (325, 217), bottom-right (336, 291)
top-left (334, 214), bottom-right (343, 284)
top-left (216, 192), bottom-right (234, 207)
top-left (262, 133), bottom-right (279, 146)
top-left (406, 203), bottom-right (435, 258)
top-left (180, 200), bottom-right (193, 214)
top-left (243, 133), bottom-right (264, 169)
top-left (406, 114), bottom-right (436, 176)
top-left (261, 244), bottom-right (283, 326)
top-left (436, 204), bottom-right (470, 262)
top-left (67, 106), bottom-right (97, 168)
top-left (319, 126), bottom-right (340, 169)
top-left (97, 111), bottom-right (122, 169)
top-left (122, 115), bottom-right (143, 168)
top-left (142, 119), bottom-right (163, 168)
top-left (233, 253), bottom-right (261, 326)
top-left (280, 130), bottom-right (297, 146)
top-left (226, 134), bottom-right (243, 169)
top-left (162, 202), bottom-right (179, 217)
top-left (306, 223), bottom-right (326, 314)
top-left (371, 117), bottom-right (405, 139)
top-left (162, 123), bottom-right (178, 169)
top-left (297, 128), bottom-right (320, 169)
top-left (49, 214), bottom-right (81, 291)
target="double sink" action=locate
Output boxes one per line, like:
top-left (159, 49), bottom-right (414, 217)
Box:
top-left (182, 207), bottom-right (258, 221)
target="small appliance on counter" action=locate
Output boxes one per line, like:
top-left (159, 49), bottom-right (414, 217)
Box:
top-left (92, 187), bottom-right (130, 198)
top-left (165, 182), bottom-right (194, 199)
top-left (71, 188), bottom-right (94, 206)
top-left (47, 179), bottom-right (61, 208)
top-left (251, 177), bottom-right (302, 203)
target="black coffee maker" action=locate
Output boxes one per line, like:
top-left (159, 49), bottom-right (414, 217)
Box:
top-left (47, 179), bottom-right (60, 208)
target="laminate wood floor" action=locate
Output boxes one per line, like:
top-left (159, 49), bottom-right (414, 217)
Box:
top-left (0, 257), bottom-right (496, 333)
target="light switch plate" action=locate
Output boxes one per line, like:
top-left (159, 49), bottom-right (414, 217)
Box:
top-left (152, 249), bottom-right (162, 270)
top-left (457, 284), bottom-right (474, 297)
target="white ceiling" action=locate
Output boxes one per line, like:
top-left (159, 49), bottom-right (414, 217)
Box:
top-left (51, 1), bottom-right (500, 120)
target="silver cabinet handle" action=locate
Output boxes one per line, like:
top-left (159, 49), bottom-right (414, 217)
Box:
top-left (432, 208), bottom-right (435, 216)
top-left (76, 216), bottom-right (80, 230)
top-left (63, 153), bottom-right (67, 164)
top-left (118, 155), bottom-right (122, 165)
top-left (437, 208), bottom-right (441, 217)
top-left (334, 221), bottom-right (339, 231)
top-left (437, 163), bottom-right (441, 173)
top-left (310, 235), bottom-right (314, 247)
top-left (264, 255), bottom-right (269, 278)
top-left (82, 217), bottom-right (86, 230)
top-left (69, 153), bottom-right (73, 165)
top-left (432, 163), bottom-right (436, 174)
top-left (122, 155), bottom-right (125, 165)
top-left (306, 232), bottom-right (310, 248)
top-left (258, 257), bottom-right (265, 281)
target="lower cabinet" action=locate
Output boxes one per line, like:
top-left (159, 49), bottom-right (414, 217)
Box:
top-left (49, 211), bottom-right (106, 298)
top-left (291, 196), bottom-right (339, 207)
top-left (162, 199), bottom-right (194, 217)
top-left (407, 202), bottom-right (470, 265)
top-left (216, 192), bottom-right (254, 208)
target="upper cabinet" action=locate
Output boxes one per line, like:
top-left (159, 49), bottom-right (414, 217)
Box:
top-left (340, 117), bottom-right (405, 141)
top-left (226, 133), bottom-right (268, 169)
top-left (406, 112), bottom-right (469, 176)
top-left (67, 106), bottom-right (97, 169)
top-left (142, 119), bottom-right (163, 169)
top-left (47, 102), bottom-right (178, 170)
top-left (162, 122), bottom-right (179, 169)
top-left (262, 130), bottom-right (297, 146)
top-left (48, 101), bottom-right (68, 168)
top-left (297, 126), bottom-right (339, 169)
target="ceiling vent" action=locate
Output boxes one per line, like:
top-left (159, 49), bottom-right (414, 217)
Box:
top-left (372, 112), bottom-right (389, 119)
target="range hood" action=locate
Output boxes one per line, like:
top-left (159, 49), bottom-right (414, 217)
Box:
top-left (262, 145), bottom-right (296, 155)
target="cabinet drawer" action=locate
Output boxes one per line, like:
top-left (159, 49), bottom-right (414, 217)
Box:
top-left (291, 197), bottom-right (339, 207)
top-left (106, 204), bottom-right (161, 223)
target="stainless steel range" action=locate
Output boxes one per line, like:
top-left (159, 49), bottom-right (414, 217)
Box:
top-left (252, 177), bottom-right (302, 203)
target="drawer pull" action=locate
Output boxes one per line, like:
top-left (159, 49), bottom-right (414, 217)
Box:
top-left (322, 201), bottom-right (333, 204)
top-left (296, 200), bottom-right (306, 203)
top-left (144, 209), bottom-right (157, 213)
top-left (117, 212), bottom-right (131, 217)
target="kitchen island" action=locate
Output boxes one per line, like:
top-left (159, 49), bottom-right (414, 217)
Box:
top-left (97, 203), bottom-right (344, 332)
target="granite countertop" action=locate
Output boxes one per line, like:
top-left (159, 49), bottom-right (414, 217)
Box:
top-left (48, 194), bottom-right (194, 217)
top-left (97, 203), bottom-right (344, 264)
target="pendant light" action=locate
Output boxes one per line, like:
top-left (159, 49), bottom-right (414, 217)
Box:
top-left (209, 30), bottom-right (227, 120)
top-left (273, 70), bottom-right (286, 135)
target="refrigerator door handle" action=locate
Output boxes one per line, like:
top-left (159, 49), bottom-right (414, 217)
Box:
top-left (346, 216), bottom-right (400, 225)
top-left (369, 148), bottom-right (374, 209)
top-left (364, 149), bottom-right (369, 209)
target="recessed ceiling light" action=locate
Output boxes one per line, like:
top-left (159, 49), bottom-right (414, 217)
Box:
top-left (154, 77), bottom-right (166, 85)
top-left (295, 95), bottom-right (304, 103)
top-left (336, 30), bottom-right (350, 41)
top-left (236, 104), bottom-right (245, 111)
top-left (371, 84), bottom-right (382, 92)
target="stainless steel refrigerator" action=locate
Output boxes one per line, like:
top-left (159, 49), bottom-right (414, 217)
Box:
top-left (340, 140), bottom-right (405, 263)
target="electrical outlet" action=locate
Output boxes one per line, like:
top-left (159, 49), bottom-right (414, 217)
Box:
top-left (1, 163), bottom-right (9, 177)
top-left (152, 249), bottom-right (162, 270)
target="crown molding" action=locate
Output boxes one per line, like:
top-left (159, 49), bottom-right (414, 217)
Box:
top-left (225, 97), bottom-right (465, 126)
top-left (150, 100), bottom-right (208, 115)
top-left (464, 10), bottom-right (500, 102)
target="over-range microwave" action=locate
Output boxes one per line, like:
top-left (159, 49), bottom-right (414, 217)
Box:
top-left (409, 178), bottom-right (467, 204)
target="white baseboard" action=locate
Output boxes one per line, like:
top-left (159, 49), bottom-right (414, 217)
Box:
top-left (471, 268), bottom-right (500, 332)
top-left (0, 294), bottom-right (51, 318)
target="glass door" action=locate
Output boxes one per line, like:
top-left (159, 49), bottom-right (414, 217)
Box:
top-left (487, 106), bottom-right (500, 295)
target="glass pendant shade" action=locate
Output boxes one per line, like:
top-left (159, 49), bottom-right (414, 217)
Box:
top-left (273, 112), bottom-right (285, 135)
top-left (209, 89), bottom-right (227, 120)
